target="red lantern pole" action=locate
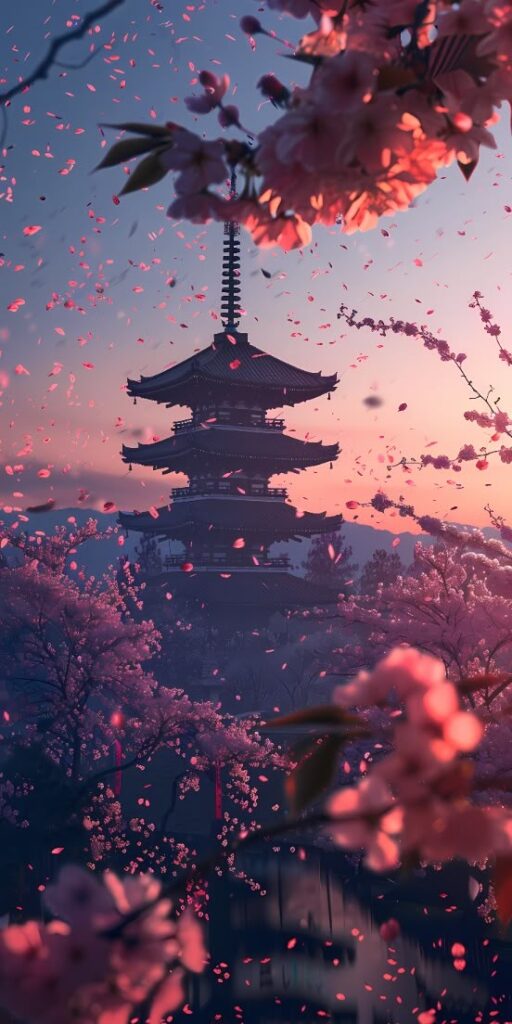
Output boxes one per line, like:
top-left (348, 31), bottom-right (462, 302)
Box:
top-left (113, 738), bottom-right (122, 797)
top-left (214, 763), bottom-right (222, 820)
top-left (110, 711), bottom-right (124, 798)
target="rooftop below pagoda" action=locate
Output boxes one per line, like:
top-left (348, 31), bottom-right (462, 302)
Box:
top-left (127, 330), bottom-right (338, 410)
top-left (140, 567), bottom-right (340, 612)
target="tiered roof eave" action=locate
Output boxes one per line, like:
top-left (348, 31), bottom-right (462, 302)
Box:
top-left (127, 330), bottom-right (338, 410)
top-left (119, 499), bottom-right (343, 541)
top-left (121, 427), bottom-right (340, 474)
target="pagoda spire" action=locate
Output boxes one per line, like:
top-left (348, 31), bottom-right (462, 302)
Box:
top-left (220, 170), bottom-right (242, 330)
top-left (121, 199), bottom-right (342, 623)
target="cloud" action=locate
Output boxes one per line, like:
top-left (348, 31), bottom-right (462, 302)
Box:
top-left (0, 459), bottom-right (173, 513)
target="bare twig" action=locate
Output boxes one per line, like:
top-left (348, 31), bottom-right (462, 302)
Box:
top-left (53, 51), bottom-right (102, 72)
top-left (338, 303), bottom-right (512, 441)
top-left (0, 0), bottom-right (127, 147)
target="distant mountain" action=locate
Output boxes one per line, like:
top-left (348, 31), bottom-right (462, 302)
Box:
top-left (0, 506), bottom-right (427, 580)
top-left (0, 507), bottom-right (503, 581)
top-left (0, 507), bottom-right (138, 579)
top-left (286, 522), bottom-right (425, 573)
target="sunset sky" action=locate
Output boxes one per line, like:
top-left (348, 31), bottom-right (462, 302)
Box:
top-left (1, 0), bottom-right (511, 536)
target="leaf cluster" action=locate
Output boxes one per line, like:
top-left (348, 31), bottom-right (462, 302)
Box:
top-left (266, 705), bottom-right (369, 814)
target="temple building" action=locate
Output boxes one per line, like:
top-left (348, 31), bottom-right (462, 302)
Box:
top-left (119, 204), bottom-right (342, 621)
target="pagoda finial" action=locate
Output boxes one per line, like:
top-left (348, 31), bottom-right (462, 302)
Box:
top-left (220, 169), bottom-right (242, 330)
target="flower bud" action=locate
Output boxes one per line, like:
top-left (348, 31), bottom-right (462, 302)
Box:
top-left (240, 15), bottom-right (263, 34)
top-left (218, 105), bottom-right (240, 129)
top-left (199, 69), bottom-right (218, 89)
top-left (257, 73), bottom-right (290, 106)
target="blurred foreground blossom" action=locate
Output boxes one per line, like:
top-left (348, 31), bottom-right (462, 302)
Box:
top-left (0, 866), bottom-right (206, 1024)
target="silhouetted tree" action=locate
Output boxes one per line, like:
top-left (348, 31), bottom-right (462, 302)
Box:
top-left (134, 533), bottom-right (163, 576)
top-left (303, 531), bottom-right (358, 596)
top-left (359, 548), bottom-right (404, 595)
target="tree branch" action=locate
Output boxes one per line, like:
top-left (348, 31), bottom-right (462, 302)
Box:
top-left (0, 0), bottom-right (127, 145)
top-left (103, 803), bottom-right (395, 939)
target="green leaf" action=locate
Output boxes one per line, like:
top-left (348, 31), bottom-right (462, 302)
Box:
top-left (95, 137), bottom-right (165, 170)
top-left (458, 673), bottom-right (510, 695)
top-left (282, 52), bottom-right (324, 67)
top-left (265, 705), bottom-right (362, 730)
top-left (285, 734), bottom-right (343, 815)
top-left (119, 151), bottom-right (169, 195)
top-left (288, 734), bottom-right (319, 764)
top-left (457, 159), bottom-right (478, 182)
top-left (100, 121), bottom-right (174, 138)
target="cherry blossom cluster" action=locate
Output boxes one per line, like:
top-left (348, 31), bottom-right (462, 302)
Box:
top-left (4, 648), bottom-right (512, 1020)
top-left (344, 491), bottom-right (512, 684)
top-left (337, 536), bottom-right (512, 700)
top-left (339, 296), bottom-right (512, 470)
top-left (100, 1), bottom-right (512, 248)
top-left (0, 866), bottom-right (206, 1024)
top-left (3, 516), bottom-right (114, 574)
top-left (0, 523), bottom-right (284, 899)
top-left (328, 647), bottom-right (512, 869)
top-left (470, 290), bottom-right (512, 365)
top-left (365, 489), bottom-right (512, 552)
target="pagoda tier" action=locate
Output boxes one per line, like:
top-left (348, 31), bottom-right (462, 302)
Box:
top-left (120, 185), bottom-right (342, 617)
top-left (119, 498), bottom-right (341, 542)
top-left (127, 329), bottom-right (338, 410)
top-left (122, 424), bottom-right (339, 475)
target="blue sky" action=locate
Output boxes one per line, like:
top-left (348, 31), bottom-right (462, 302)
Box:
top-left (1, 0), bottom-right (511, 532)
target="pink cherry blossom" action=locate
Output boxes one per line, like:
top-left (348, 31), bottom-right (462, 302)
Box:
top-left (402, 801), bottom-right (512, 863)
top-left (97, 0), bottom-right (512, 247)
top-left (479, 2), bottom-right (512, 65)
top-left (312, 51), bottom-right (378, 113)
top-left (0, 868), bottom-right (206, 1024)
top-left (437, 0), bottom-right (492, 38)
top-left (198, 70), bottom-right (230, 104)
top-left (327, 776), bottom-right (402, 871)
top-left (265, 0), bottom-right (338, 18)
top-left (185, 93), bottom-right (217, 115)
top-left (167, 190), bottom-right (225, 223)
top-left (244, 210), bottom-right (312, 251)
top-left (160, 131), bottom-right (227, 194)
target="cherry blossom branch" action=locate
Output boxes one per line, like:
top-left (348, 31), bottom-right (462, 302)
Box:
top-left (103, 803), bottom-right (390, 938)
top-left (338, 302), bottom-right (512, 439)
top-left (388, 445), bottom-right (511, 473)
top-left (75, 743), bottom-right (161, 801)
top-left (485, 504), bottom-right (512, 544)
top-left (470, 292), bottom-right (512, 368)
top-left (361, 492), bottom-right (512, 556)
top-left (338, 301), bottom-right (512, 469)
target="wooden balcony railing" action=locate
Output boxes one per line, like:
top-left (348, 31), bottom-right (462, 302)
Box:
top-left (171, 484), bottom-right (288, 500)
top-left (172, 416), bottom-right (285, 434)
top-left (163, 555), bottom-right (290, 570)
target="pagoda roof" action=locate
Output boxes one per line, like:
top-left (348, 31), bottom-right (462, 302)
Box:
top-left (142, 568), bottom-right (339, 611)
top-left (122, 426), bottom-right (339, 474)
top-left (127, 330), bottom-right (338, 409)
top-left (119, 498), bottom-right (342, 540)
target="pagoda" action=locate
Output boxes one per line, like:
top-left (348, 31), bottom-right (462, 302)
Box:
top-left (119, 196), bottom-right (342, 620)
